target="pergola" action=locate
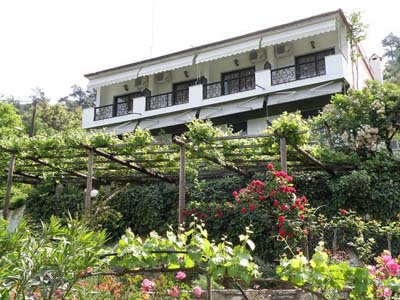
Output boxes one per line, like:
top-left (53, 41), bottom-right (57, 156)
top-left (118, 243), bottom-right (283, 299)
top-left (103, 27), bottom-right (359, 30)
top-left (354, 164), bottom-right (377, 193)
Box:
top-left (1, 130), bottom-right (337, 223)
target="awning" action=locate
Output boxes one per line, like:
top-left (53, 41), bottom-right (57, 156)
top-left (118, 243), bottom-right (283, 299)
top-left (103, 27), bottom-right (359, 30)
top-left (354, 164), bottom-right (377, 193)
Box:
top-left (139, 110), bottom-right (197, 130)
top-left (88, 55), bottom-right (195, 89)
top-left (138, 55), bottom-right (194, 77)
top-left (195, 38), bottom-right (260, 64)
top-left (268, 81), bottom-right (343, 106)
top-left (103, 121), bottom-right (138, 135)
top-left (88, 68), bottom-right (140, 89)
top-left (261, 19), bottom-right (337, 47)
top-left (199, 97), bottom-right (264, 119)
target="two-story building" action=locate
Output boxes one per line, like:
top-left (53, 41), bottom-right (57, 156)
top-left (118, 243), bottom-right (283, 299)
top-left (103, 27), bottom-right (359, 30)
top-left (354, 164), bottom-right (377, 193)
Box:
top-left (82, 9), bottom-right (380, 136)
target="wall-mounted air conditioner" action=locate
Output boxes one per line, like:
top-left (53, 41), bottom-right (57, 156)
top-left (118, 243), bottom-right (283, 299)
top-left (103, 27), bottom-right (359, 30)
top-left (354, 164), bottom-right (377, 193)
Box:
top-left (155, 71), bottom-right (171, 84)
top-left (249, 49), bottom-right (267, 64)
top-left (134, 76), bottom-right (149, 89)
top-left (274, 42), bottom-right (293, 58)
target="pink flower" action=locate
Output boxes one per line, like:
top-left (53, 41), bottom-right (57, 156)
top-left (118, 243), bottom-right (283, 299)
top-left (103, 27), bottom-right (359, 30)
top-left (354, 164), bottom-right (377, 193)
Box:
top-left (386, 260), bottom-right (400, 276)
top-left (384, 287), bottom-right (392, 298)
top-left (266, 163), bottom-right (274, 170)
top-left (168, 286), bottom-right (180, 297)
top-left (175, 271), bottom-right (186, 280)
top-left (193, 286), bottom-right (202, 297)
top-left (141, 278), bottom-right (156, 293)
top-left (232, 191), bottom-right (238, 198)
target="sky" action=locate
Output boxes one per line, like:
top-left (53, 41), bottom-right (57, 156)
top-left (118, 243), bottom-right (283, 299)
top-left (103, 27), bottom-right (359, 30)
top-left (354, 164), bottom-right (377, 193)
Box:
top-left (0, 0), bottom-right (399, 103)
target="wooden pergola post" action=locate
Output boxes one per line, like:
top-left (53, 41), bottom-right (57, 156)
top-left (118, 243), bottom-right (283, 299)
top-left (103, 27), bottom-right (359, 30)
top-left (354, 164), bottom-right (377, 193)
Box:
top-left (173, 138), bottom-right (186, 226)
top-left (84, 148), bottom-right (94, 221)
top-left (3, 151), bottom-right (16, 220)
top-left (279, 136), bottom-right (287, 172)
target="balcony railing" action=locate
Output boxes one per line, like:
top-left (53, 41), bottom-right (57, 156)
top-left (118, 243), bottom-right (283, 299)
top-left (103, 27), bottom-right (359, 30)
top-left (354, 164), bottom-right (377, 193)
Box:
top-left (94, 100), bottom-right (133, 121)
top-left (271, 59), bottom-right (327, 85)
top-left (203, 74), bottom-right (255, 99)
top-left (145, 91), bottom-right (189, 111)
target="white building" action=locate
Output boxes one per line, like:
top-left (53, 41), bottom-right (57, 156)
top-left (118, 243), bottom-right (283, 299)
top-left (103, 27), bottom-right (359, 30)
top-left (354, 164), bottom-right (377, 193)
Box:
top-left (82, 9), bottom-right (380, 136)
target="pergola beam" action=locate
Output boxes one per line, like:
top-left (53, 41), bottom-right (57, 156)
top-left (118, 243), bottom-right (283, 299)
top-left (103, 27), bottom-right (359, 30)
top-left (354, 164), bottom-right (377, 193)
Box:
top-left (80, 144), bottom-right (175, 184)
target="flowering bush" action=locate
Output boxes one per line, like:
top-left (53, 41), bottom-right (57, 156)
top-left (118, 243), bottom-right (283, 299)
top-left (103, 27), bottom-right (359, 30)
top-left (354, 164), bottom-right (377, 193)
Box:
top-left (185, 163), bottom-right (311, 247)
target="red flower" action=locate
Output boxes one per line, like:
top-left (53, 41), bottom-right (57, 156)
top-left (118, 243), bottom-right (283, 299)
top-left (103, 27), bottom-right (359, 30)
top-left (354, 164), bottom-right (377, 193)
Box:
top-left (259, 195), bottom-right (266, 201)
top-left (249, 204), bottom-right (255, 212)
top-left (301, 196), bottom-right (308, 203)
top-left (183, 210), bottom-right (191, 217)
top-left (280, 205), bottom-right (287, 212)
top-left (241, 207), bottom-right (247, 214)
top-left (288, 232), bottom-right (294, 239)
top-left (269, 190), bottom-right (277, 199)
top-left (215, 210), bottom-right (223, 219)
top-left (299, 214), bottom-right (305, 221)
top-left (286, 175), bottom-right (293, 182)
top-left (232, 191), bottom-right (238, 198)
top-left (279, 228), bottom-right (286, 237)
top-left (298, 205), bottom-right (304, 211)
top-left (278, 215), bottom-right (285, 223)
top-left (273, 200), bottom-right (280, 207)
top-left (267, 163), bottom-right (274, 170)
top-left (304, 228), bottom-right (309, 236)
top-left (340, 208), bottom-right (348, 216)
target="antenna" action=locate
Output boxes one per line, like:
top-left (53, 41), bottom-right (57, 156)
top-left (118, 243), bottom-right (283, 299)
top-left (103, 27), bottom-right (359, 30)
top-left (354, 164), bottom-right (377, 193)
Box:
top-left (150, 0), bottom-right (155, 58)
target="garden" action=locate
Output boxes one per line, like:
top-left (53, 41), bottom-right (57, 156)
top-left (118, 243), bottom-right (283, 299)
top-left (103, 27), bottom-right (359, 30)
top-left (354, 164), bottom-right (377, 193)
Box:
top-left (0, 80), bottom-right (399, 299)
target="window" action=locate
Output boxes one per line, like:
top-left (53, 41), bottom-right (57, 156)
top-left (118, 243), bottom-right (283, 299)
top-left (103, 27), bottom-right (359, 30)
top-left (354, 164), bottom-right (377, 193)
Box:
top-left (295, 49), bottom-right (335, 80)
top-left (113, 91), bottom-right (142, 117)
top-left (222, 67), bottom-right (255, 95)
top-left (173, 80), bottom-right (197, 105)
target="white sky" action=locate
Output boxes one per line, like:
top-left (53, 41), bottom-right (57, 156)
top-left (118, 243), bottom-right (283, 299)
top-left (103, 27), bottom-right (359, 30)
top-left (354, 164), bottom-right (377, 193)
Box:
top-left (0, 0), bottom-right (399, 102)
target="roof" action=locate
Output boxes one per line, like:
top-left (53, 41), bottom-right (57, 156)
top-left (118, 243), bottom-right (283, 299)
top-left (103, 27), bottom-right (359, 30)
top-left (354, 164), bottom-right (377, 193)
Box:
top-left (85, 9), bottom-right (348, 79)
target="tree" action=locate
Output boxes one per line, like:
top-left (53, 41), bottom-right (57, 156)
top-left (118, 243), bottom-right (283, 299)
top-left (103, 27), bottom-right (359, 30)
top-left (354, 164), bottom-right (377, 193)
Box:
top-left (346, 12), bottom-right (368, 89)
top-left (382, 33), bottom-right (400, 84)
top-left (0, 102), bottom-right (24, 138)
top-left (58, 85), bottom-right (96, 109)
top-left (315, 81), bottom-right (400, 157)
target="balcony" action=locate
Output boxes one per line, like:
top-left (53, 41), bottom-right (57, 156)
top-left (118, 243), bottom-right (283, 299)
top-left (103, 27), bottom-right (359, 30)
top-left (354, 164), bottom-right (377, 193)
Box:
top-left (146, 90), bottom-right (189, 111)
top-left (203, 74), bottom-right (256, 99)
top-left (82, 54), bottom-right (348, 130)
top-left (94, 100), bottom-right (133, 121)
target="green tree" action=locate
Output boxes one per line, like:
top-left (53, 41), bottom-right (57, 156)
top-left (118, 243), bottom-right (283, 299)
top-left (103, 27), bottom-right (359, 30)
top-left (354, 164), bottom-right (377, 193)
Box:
top-left (0, 102), bottom-right (24, 138)
top-left (382, 33), bottom-right (400, 84)
top-left (315, 81), bottom-right (400, 157)
top-left (58, 85), bottom-right (96, 109)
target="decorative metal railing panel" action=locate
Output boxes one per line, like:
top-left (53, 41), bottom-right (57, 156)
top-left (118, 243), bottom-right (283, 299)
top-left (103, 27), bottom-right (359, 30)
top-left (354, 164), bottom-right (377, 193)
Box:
top-left (203, 74), bottom-right (255, 99)
top-left (271, 66), bottom-right (296, 85)
top-left (145, 91), bottom-right (190, 111)
top-left (94, 101), bottom-right (133, 121)
top-left (116, 101), bottom-right (129, 117)
top-left (271, 59), bottom-right (327, 86)
top-left (146, 92), bottom-right (173, 111)
top-left (94, 104), bottom-right (113, 121)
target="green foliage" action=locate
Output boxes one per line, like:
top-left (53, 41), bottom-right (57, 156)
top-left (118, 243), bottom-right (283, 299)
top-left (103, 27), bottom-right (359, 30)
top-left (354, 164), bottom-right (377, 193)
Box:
top-left (382, 33), bottom-right (400, 84)
top-left (269, 111), bottom-right (310, 146)
top-left (108, 183), bottom-right (179, 237)
top-left (277, 242), bottom-right (373, 300)
top-left (0, 102), bottom-right (24, 138)
top-left (112, 221), bottom-right (260, 284)
top-left (25, 183), bottom-right (83, 222)
top-left (0, 216), bottom-right (106, 300)
top-left (314, 81), bottom-right (400, 157)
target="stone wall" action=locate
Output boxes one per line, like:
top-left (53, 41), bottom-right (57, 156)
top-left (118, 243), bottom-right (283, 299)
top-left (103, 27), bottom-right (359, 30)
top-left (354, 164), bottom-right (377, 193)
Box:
top-left (212, 289), bottom-right (317, 300)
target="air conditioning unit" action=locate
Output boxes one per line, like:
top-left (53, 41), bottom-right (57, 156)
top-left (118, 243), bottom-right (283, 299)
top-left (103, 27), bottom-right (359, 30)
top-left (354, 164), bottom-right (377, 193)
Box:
top-left (134, 76), bottom-right (149, 89)
top-left (155, 71), bottom-right (171, 84)
top-left (249, 49), bottom-right (267, 64)
top-left (274, 42), bottom-right (293, 58)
